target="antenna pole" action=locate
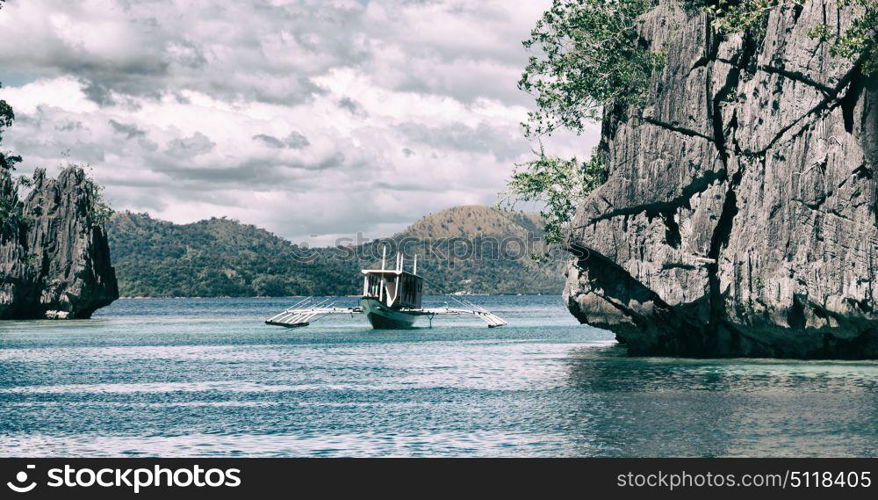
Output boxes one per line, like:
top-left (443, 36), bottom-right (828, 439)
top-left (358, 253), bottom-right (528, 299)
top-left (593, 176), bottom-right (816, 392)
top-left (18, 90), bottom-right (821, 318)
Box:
top-left (379, 245), bottom-right (387, 303)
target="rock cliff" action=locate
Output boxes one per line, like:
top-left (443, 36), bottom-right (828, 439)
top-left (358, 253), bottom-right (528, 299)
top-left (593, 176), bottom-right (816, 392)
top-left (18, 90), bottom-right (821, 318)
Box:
top-left (0, 167), bottom-right (118, 319)
top-left (564, 0), bottom-right (878, 358)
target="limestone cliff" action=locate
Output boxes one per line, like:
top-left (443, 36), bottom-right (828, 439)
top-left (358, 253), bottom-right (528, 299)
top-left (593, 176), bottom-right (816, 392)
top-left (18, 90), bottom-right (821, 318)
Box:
top-left (564, 0), bottom-right (878, 358)
top-left (0, 167), bottom-right (118, 319)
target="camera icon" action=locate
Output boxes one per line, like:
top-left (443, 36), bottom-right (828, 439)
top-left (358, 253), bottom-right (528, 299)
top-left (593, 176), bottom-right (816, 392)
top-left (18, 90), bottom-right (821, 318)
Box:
top-left (6, 465), bottom-right (37, 493)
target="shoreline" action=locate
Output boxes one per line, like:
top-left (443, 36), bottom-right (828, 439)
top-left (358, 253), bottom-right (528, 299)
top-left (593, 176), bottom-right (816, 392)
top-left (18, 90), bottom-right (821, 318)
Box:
top-left (117, 293), bottom-right (549, 300)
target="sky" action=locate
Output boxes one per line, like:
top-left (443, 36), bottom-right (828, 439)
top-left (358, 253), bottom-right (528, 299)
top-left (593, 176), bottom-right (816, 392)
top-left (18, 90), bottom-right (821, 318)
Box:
top-left (0, 0), bottom-right (599, 245)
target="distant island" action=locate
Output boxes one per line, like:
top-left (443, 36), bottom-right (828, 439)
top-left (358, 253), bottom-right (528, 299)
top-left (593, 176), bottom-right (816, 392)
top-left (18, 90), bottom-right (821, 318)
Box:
top-left (106, 205), bottom-right (564, 298)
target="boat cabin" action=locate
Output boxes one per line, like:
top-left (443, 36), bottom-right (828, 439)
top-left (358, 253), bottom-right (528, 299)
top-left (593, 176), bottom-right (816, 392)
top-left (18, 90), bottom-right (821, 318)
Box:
top-left (361, 251), bottom-right (423, 309)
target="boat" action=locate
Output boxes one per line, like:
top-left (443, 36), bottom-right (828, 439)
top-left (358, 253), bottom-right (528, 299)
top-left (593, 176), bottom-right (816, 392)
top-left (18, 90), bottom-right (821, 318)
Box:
top-left (265, 247), bottom-right (507, 329)
top-left (358, 248), bottom-right (423, 328)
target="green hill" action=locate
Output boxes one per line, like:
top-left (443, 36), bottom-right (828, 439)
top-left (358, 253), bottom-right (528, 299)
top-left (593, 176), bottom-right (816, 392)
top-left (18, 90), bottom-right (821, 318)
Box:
top-left (402, 205), bottom-right (544, 240)
top-left (106, 206), bottom-right (564, 297)
top-left (393, 206), bottom-right (561, 295)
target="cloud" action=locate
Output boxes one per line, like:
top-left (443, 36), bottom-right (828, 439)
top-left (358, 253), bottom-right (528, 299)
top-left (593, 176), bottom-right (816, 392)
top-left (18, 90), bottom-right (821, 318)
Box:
top-left (338, 96), bottom-right (367, 116)
top-left (0, 0), bottom-right (598, 243)
top-left (252, 134), bottom-right (285, 149)
top-left (284, 131), bottom-right (310, 149)
top-left (166, 132), bottom-right (215, 159)
top-left (397, 121), bottom-right (527, 162)
top-left (253, 131), bottom-right (310, 149)
top-left (109, 119), bottom-right (145, 139)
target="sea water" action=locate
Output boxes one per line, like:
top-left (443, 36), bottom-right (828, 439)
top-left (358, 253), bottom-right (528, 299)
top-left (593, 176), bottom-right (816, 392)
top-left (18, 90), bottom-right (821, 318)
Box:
top-left (0, 295), bottom-right (876, 457)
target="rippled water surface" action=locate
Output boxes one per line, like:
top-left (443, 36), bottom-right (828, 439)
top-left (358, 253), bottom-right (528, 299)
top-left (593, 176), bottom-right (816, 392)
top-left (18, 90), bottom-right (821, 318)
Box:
top-left (1, 296), bottom-right (876, 457)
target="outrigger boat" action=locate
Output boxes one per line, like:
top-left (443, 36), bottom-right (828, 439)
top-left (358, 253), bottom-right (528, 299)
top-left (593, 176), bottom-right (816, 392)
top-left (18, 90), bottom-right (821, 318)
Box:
top-left (265, 247), bottom-right (507, 329)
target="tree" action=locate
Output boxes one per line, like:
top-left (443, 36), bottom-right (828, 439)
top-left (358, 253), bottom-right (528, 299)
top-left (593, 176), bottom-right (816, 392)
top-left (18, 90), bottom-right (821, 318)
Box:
top-left (518, 0), bottom-right (662, 137)
top-left (1, 0), bottom-right (24, 235)
top-left (705, 1), bottom-right (875, 74)
top-left (0, 84), bottom-right (23, 237)
top-left (807, 0), bottom-right (877, 76)
top-left (1, 0), bottom-right (22, 173)
top-left (506, 0), bottom-right (875, 247)
top-left (505, 0), bottom-right (661, 246)
top-left (502, 146), bottom-right (606, 247)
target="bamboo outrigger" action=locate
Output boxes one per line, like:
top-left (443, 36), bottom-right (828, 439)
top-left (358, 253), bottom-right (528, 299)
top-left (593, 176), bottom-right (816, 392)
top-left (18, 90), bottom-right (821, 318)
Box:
top-left (265, 247), bottom-right (507, 329)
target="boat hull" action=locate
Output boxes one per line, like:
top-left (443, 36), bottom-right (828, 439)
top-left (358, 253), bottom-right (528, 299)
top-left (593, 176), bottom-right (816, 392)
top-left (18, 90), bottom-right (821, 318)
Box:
top-left (360, 298), bottom-right (417, 329)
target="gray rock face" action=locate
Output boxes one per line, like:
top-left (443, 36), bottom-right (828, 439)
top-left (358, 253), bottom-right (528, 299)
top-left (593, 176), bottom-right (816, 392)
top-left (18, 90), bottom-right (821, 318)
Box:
top-left (0, 167), bottom-right (118, 319)
top-left (564, 0), bottom-right (878, 358)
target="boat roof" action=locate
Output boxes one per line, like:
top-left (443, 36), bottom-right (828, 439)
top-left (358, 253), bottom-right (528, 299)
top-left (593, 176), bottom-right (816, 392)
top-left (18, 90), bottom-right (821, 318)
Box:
top-left (361, 269), bottom-right (421, 277)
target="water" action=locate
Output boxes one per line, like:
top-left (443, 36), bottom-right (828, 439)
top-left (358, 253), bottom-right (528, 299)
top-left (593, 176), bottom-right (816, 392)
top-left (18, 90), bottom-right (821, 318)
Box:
top-left (1, 296), bottom-right (876, 457)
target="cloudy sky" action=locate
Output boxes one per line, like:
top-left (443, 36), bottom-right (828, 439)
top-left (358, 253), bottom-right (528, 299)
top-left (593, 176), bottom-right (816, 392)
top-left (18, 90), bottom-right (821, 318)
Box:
top-left (0, 0), bottom-right (598, 245)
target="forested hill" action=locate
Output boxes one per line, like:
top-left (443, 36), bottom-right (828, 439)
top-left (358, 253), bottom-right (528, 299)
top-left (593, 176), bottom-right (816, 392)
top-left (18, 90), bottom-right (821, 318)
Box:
top-left (106, 206), bottom-right (564, 297)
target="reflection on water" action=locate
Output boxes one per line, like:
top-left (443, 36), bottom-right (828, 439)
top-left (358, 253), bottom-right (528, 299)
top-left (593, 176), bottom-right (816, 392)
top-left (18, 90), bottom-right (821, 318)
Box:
top-left (0, 296), bottom-right (876, 457)
top-left (563, 346), bottom-right (878, 457)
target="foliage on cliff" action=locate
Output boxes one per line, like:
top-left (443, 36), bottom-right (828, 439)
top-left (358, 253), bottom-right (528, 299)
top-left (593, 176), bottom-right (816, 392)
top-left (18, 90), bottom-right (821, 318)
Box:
top-left (0, 1), bottom-right (19, 176)
top-left (507, 0), bottom-right (660, 244)
top-left (706, 0), bottom-right (876, 75)
top-left (518, 0), bottom-right (662, 136)
top-left (503, 148), bottom-right (606, 245)
top-left (509, 0), bottom-right (876, 247)
top-left (521, 0), bottom-right (876, 138)
top-left (1, 81), bottom-right (24, 238)
top-left (1, 0), bottom-right (119, 318)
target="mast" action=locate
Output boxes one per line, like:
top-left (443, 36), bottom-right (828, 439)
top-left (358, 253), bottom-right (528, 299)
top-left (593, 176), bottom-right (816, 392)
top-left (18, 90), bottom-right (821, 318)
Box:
top-left (380, 245), bottom-right (386, 302)
top-left (395, 252), bottom-right (402, 305)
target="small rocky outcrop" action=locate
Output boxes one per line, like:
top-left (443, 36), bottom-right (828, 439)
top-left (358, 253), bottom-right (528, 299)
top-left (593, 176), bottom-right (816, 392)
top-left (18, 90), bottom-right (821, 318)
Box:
top-left (0, 167), bottom-right (118, 319)
top-left (565, 0), bottom-right (878, 358)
